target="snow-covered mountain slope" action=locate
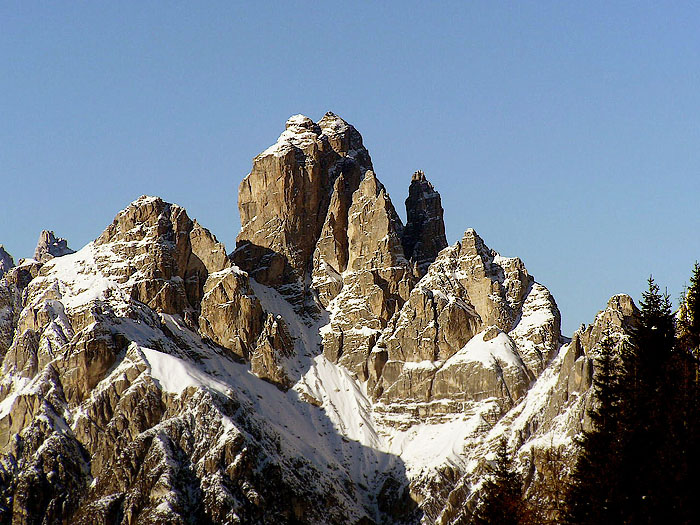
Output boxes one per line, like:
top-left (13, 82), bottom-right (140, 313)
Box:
top-left (0, 114), bottom-right (640, 525)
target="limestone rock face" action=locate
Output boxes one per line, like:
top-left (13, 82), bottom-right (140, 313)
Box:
top-left (94, 195), bottom-right (231, 324)
top-left (311, 167), bottom-right (363, 306)
top-left (456, 229), bottom-right (532, 330)
top-left (371, 228), bottom-right (557, 418)
top-left (198, 267), bottom-right (264, 360)
top-left (0, 245), bottom-right (14, 278)
top-left (436, 294), bottom-right (640, 525)
top-left (0, 197), bottom-right (387, 525)
top-left (573, 293), bottom-right (639, 356)
top-left (401, 170), bottom-right (448, 276)
top-left (250, 314), bottom-right (295, 390)
top-left (321, 170), bottom-right (415, 380)
top-left (2, 113), bottom-right (641, 525)
top-left (0, 260), bottom-right (43, 359)
top-left (430, 330), bottom-right (532, 405)
top-left (33, 230), bottom-right (75, 262)
top-left (234, 113), bottom-right (373, 304)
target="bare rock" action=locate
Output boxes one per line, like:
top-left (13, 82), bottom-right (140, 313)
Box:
top-left (311, 168), bottom-right (363, 307)
top-left (199, 267), bottom-right (264, 360)
top-left (402, 171), bottom-right (448, 276)
top-left (0, 245), bottom-right (14, 278)
top-left (455, 229), bottom-right (532, 331)
top-left (574, 293), bottom-right (639, 356)
top-left (508, 282), bottom-right (562, 375)
top-left (250, 314), bottom-right (295, 390)
top-left (0, 260), bottom-right (43, 359)
top-left (436, 295), bottom-right (639, 524)
top-left (372, 229), bottom-right (560, 417)
top-left (33, 230), bottom-right (75, 262)
top-left (431, 329), bottom-right (532, 406)
top-left (346, 171), bottom-right (407, 272)
top-left (234, 113), bottom-right (373, 306)
top-left (95, 195), bottom-right (230, 323)
top-left (321, 170), bottom-right (415, 380)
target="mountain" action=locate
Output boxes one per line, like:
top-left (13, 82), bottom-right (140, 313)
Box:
top-left (0, 113), bottom-right (638, 524)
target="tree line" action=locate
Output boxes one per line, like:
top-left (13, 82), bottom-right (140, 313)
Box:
top-left (466, 263), bottom-right (700, 524)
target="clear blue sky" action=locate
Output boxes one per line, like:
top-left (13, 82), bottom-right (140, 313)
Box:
top-left (2, 2), bottom-right (699, 335)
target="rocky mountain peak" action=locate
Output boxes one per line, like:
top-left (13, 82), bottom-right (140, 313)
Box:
top-left (402, 170), bottom-right (448, 276)
top-left (0, 245), bottom-right (14, 278)
top-left (93, 195), bottom-right (231, 324)
top-left (346, 170), bottom-right (406, 271)
top-left (234, 113), bottom-right (373, 307)
top-left (33, 229), bottom-right (74, 263)
top-left (411, 169), bottom-right (426, 182)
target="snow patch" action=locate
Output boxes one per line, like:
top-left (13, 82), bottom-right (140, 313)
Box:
top-left (446, 330), bottom-right (524, 369)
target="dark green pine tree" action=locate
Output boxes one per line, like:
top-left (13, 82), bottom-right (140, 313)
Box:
top-left (565, 334), bottom-right (622, 525)
top-left (673, 262), bottom-right (700, 523)
top-left (616, 276), bottom-right (677, 523)
top-left (679, 262), bottom-right (700, 355)
top-left (567, 274), bottom-right (700, 525)
top-left (471, 438), bottom-right (526, 525)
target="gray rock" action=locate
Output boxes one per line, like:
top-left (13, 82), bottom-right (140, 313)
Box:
top-left (0, 245), bottom-right (14, 278)
top-left (402, 170), bottom-right (448, 276)
top-left (33, 230), bottom-right (75, 262)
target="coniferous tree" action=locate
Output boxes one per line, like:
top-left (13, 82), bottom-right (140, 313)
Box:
top-left (565, 334), bottom-right (622, 524)
top-left (674, 262), bottom-right (700, 523)
top-left (565, 272), bottom-right (700, 524)
top-left (616, 277), bottom-right (677, 523)
top-left (679, 262), bottom-right (700, 355)
top-left (471, 438), bottom-right (526, 525)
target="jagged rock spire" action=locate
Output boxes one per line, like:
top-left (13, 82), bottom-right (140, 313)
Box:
top-left (33, 230), bottom-right (75, 263)
top-left (0, 245), bottom-right (14, 278)
top-left (401, 170), bottom-right (448, 276)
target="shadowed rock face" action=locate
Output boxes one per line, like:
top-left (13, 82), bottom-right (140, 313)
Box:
top-left (402, 170), bottom-right (448, 277)
top-left (0, 246), bottom-right (13, 278)
top-left (33, 230), bottom-right (75, 262)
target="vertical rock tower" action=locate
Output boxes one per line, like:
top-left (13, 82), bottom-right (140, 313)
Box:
top-left (401, 170), bottom-right (448, 276)
top-left (234, 113), bottom-right (373, 308)
top-left (33, 230), bottom-right (75, 262)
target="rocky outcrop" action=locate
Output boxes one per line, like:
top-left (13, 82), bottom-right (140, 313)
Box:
top-left (93, 195), bottom-right (232, 325)
top-left (321, 171), bottom-right (415, 380)
top-left (234, 113), bottom-right (373, 307)
top-left (0, 259), bottom-right (42, 359)
top-left (250, 314), bottom-right (295, 390)
top-left (435, 294), bottom-right (639, 524)
top-left (572, 293), bottom-right (639, 356)
top-left (0, 245), bottom-right (13, 278)
top-left (311, 166), bottom-right (364, 306)
top-left (401, 171), bottom-right (448, 276)
top-left (371, 229), bottom-right (556, 418)
top-left (0, 196), bottom-right (392, 525)
top-left (33, 230), bottom-right (75, 262)
top-left (198, 267), bottom-right (264, 360)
